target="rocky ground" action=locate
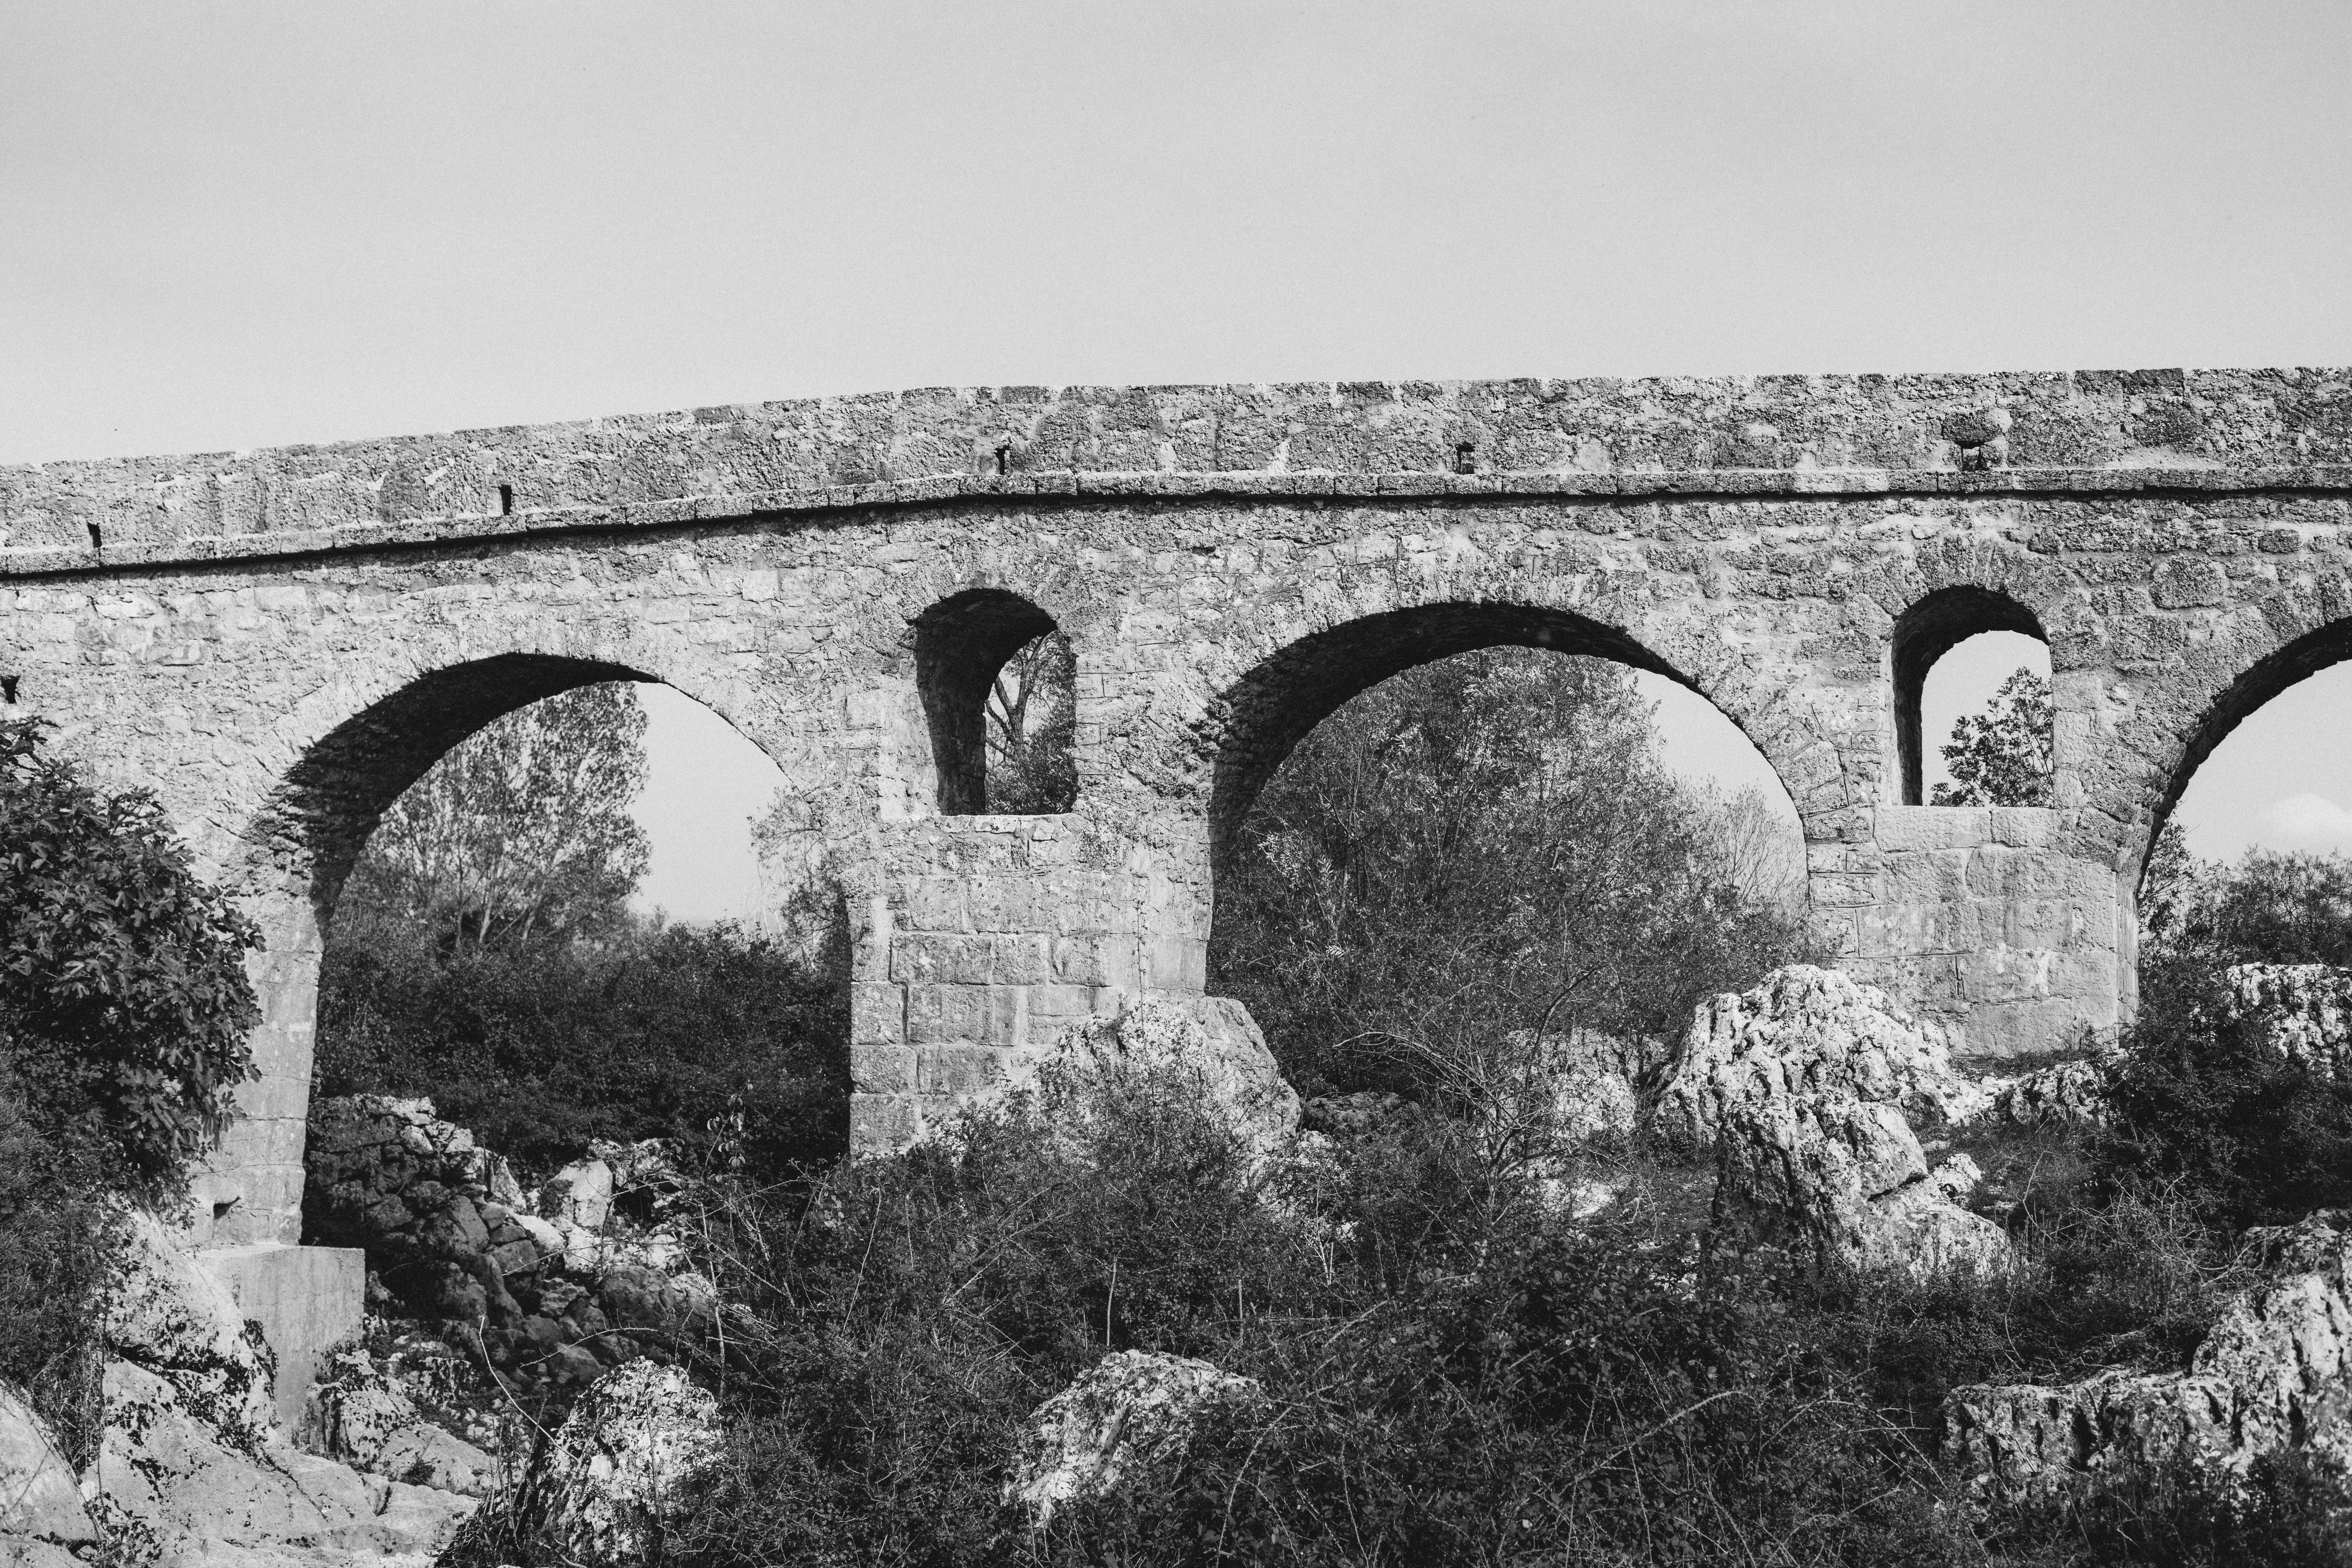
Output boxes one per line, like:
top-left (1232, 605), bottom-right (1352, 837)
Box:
top-left (13, 966), bottom-right (2352, 1563)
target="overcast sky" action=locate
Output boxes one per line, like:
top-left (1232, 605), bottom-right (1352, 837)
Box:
top-left (8, 2), bottom-right (2349, 915)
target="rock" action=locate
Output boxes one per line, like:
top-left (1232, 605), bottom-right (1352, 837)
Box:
top-left (93, 1359), bottom-right (475, 1568)
top-left (109, 1208), bottom-right (276, 1446)
top-left (1949, 1216), bottom-right (2352, 1501)
top-left (543, 1159), bottom-right (616, 1232)
top-left (1655, 966), bottom-right (1986, 1146)
top-left (0, 1381), bottom-right (97, 1557)
top-left (2226, 963), bottom-right (2352, 1070)
top-left (1488, 1030), bottom-right (1641, 1145)
top-left (528, 1362), bottom-right (723, 1568)
top-left (1301, 1090), bottom-right (1411, 1138)
top-left (297, 1347), bottom-right (499, 1498)
top-left (1033, 997), bottom-right (1303, 1168)
top-left (1007, 1351), bottom-right (1268, 1529)
top-left (1714, 1095), bottom-right (2010, 1283)
top-left (1985, 1055), bottom-right (2109, 1127)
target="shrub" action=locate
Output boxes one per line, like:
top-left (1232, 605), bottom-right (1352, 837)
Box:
top-left (314, 906), bottom-right (848, 1180)
top-left (2097, 954), bottom-right (2352, 1226)
top-left (0, 716), bottom-right (262, 1182)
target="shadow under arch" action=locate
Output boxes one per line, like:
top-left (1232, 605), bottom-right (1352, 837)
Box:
top-left (911, 586), bottom-right (1065, 815)
top-left (1204, 601), bottom-right (1789, 884)
top-left (1890, 585), bottom-right (2049, 807)
top-left (257, 652), bottom-right (658, 923)
top-left (2140, 614), bottom-right (2352, 884)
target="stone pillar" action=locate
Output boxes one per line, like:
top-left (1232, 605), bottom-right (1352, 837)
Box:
top-left (196, 894), bottom-right (322, 1247)
top-left (1838, 805), bottom-right (2123, 1060)
top-left (199, 1244), bottom-right (366, 1431)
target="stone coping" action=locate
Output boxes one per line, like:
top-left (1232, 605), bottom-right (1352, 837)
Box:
top-left (7, 462), bottom-right (2352, 580)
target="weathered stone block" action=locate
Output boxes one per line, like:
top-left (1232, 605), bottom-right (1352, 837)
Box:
top-left (198, 1243), bottom-right (365, 1430)
top-left (1873, 807), bottom-right (1991, 851)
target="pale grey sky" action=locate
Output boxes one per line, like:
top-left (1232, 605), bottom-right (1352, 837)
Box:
top-left (8, 1), bottom-right (2349, 914)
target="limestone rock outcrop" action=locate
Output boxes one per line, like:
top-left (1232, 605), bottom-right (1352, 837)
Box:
top-left (1712, 1095), bottom-right (2010, 1283)
top-left (1654, 967), bottom-right (1987, 1147)
top-left (2226, 963), bottom-right (2352, 1070)
top-left (1984, 1057), bottom-right (2109, 1128)
top-left (1007, 1351), bottom-right (1267, 1529)
top-left (1033, 997), bottom-right (1303, 1166)
top-left (92, 1213), bottom-right (479, 1568)
top-left (0, 1382), bottom-right (98, 1568)
top-left (526, 1362), bottom-right (723, 1568)
top-left (1948, 1212), bottom-right (2352, 1501)
top-left (296, 1346), bottom-right (499, 1498)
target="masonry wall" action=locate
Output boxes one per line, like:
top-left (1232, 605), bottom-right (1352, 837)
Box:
top-left (9, 369), bottom-right (2352, 1237)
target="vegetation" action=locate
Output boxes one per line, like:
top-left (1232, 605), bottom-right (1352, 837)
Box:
top-left (0, 717), bottom-right (262, 1459)
top-left (984, 631), bottom-right (1078, 814)
top-left (349, 682), bottom-right (652, 953)
top-left (1932, 666), bottom-right (2055, 808)
top-left (315, 905), bottom-right (848, 1180)
top-left (1213, 649), bottom-right (1818, 1098)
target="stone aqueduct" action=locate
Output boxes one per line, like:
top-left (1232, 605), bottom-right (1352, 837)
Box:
top-left (8, 367), bottom-right (2352, 1268)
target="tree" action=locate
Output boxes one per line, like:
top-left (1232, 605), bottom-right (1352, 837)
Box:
top-left (984, 632), bottom-right (1077, 813)
top-left (1931, 666), bottom-right (2053, 807)
top-left (2157, 846), bottom-right (2352, 968)
top-left (0, 717), bottom-right (261, 1180)
top-left (1211, 650), bottom-right (1818, 1099)
top-left (342, 682), bottom-right (650, 952)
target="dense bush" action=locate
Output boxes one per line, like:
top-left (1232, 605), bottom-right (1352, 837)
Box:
top-left (0, 716), bottom-right (262, 1181)
top-left (0, 717), bottom-right (256, 1455)
top-left (314, 905), bottom-right (849, 1180)
top-left (2095, 953), bottom-right (2352, 1227)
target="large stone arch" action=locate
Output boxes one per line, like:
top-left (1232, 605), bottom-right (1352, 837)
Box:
top-left (1198, 598), bottom-right (1821, 887)
top-left (203, 641), bottom-right (817, 1252)
top-left (2137, 608), bottom-right (2352, 881)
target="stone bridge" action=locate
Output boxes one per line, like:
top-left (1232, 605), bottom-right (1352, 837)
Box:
top-left (10, 367), bottom-right (2352, 1274)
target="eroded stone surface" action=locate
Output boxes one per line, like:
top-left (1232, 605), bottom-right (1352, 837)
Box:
top-left (0, 1381), bottom-right (96, 1558)
top-left (1020, 996), bottom-right (1303, 1167)
top-left (1949, 1215), bottom-right (2352, 1501)
top-left (1656, 967), bottom-right (1987, 1147)
top-left (1008, 1350), bottom-right (1267, 1529)
top-left (527, 1362), bottom-right (723, 1568)
top-left (2227, 963), bottom-right (2352, 1071)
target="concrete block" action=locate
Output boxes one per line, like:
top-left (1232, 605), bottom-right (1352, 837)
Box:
top-left (199, 1243), bottom-right (364, 1430)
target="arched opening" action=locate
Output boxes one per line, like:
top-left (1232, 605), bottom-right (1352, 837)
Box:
top-left (2142, 619), bottom-right (2352, 955)
top-left (258, 655), bottom-right (847, 1415)
top-left (1206, 605), bottom-right (1811, 1107)
top-left (1891, 587), bottom-right (2052, 806)
top-left (913, 589), bottom-right (1076, 815)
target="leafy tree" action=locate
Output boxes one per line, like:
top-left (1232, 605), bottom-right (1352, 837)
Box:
top-left (344, 682), bottom-right (651, 952)
top-left (1930, 666), bottom-right (2053, 806)
top-left (984, 632), bottom-right (1076, 813)
top-left (0, 716), bottom-right (261, 1181)
top-left (2164, 848), bottom-right (2352, 968)
top-left (1211, 650), bottom-right (1818, 1098)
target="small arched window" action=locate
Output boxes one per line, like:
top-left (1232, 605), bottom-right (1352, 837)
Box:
top-left (913, 589), bottom-right (1076, 815)
top-left (1892, 587), bottom-right (2052, 806)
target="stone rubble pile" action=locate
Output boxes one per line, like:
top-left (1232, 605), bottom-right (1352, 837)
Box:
top-left (306, 1096), bottom-right (715, 1391)
top-left (1982, 1056), bottom-right (2110, 1128)
top-left (1947, 1211), bottom-right (2352, 1502)
top-left (1007, 1350), bottom-right (1268, 1530)
top-left (1660, 966), bottom-right (2011, 1283)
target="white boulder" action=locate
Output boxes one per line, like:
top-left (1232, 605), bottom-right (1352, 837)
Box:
top-left (1007, 1350), bottom-right (1267, 1530)
top-left (1655, 966), bottom-right (1987, 1146)
top-left (528, 1361), bottom-right (724, 1568)
top-left (0, 1381), bottom-right (97, 1568)
top-left (2226, 962), bottom-right (2352, 1070)
top-left (1033, 996), bottom-right (1303, 1167)
top-left (1949, 1215), bottom-right (2352, 1501)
